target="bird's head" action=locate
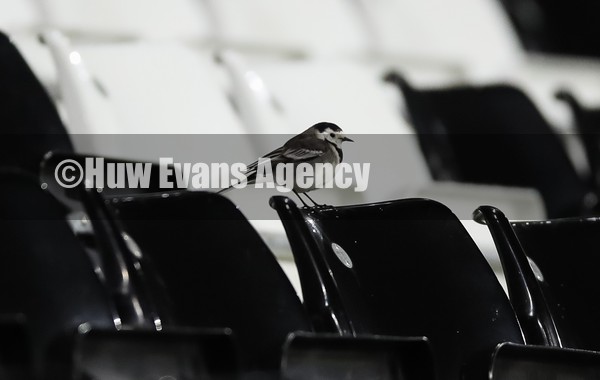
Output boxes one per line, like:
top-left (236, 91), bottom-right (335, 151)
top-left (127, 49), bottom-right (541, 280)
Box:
top-left (312, 122), bottom-right (354, 148)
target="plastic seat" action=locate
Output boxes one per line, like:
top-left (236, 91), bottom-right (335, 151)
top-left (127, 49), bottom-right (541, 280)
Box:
top-left (270, 196), bottom-right (526, 379)
top-left (107, 190), bottom-right (310, 374)
top-left (387, 76), bottom-right (593, 218)
top-left (40, 151), bottom-right (435, 378)
top-left (38, 0), bottom-right (211, 43)
top-left (43, 31), bottom-right (253, 161)
top-left (0, 170), bottom-right (117, 377)
top-left (355, 0), bottom-right (523, 79)
top-left (355, 0), bottom-right (600, 132)
top-left (206, 0), bottom-right (368, 59)
top-left (95, 191), bottom-right (436, 379)
top-left (0, 31), bottom-right (73, 175)
top-left (1, 170), bottom-right (239, 379)
top-left (475, 205), bottom-right (600, 351)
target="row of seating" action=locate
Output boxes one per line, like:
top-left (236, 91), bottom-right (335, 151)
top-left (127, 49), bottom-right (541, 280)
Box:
top-left (6, 25), bottom-right (600, 221)
top-left (2, 2), bottom-right (600, 377)
top-left (3, 148), bottom-right (600, 379)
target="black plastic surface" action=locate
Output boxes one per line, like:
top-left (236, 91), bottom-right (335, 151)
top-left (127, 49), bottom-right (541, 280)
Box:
top-left (111, 191), bottom-right (312, 372)
top-left (478, 206), bottom-right (600, 351)
top-left (282, 332), bottom-right (435, 380)
top-left (0, 170), bottom-right (116, 377)
top-left (271, 196), bottom-right (524, 380)
top-left (386, 75), bottom-right (592, 218)
top-left (491, 342), bottom-right (600, 379)
top-left (0, 32), bottom-right (73, 175)
top-left (73, 328), bottom-right (239, 380)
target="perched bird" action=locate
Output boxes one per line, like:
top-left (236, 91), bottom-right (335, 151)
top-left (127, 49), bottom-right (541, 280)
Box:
top-left (219, 122), bottom-right (353, 206)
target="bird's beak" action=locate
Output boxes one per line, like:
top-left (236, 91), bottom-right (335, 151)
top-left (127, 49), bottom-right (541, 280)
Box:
top-left (342, 136), bottom-right (354, 143)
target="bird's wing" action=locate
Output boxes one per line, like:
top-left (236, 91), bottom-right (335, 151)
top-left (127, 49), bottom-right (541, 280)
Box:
top-left (242, 138), bottom-right (326, 183)
top-left (245, 146), bottom-right (285, 173)
top-left (280, 147), bottom-right (325, 161)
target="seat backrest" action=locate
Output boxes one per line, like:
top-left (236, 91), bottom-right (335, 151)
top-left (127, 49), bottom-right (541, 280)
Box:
top-left (38, 0), bottom-right (211, 43)
top-left (0, 32), bottom-right (73, 175)
top-left (206, 0), bottom-right (368, 58)
top-left (270, 196), bottom-right (524, 380)
top-left (0, 170), bottom-right (116, 377)
top-left (43, 31), bottom-right (254, 161)
top-left (395, 80), bottom-right (590, 217)
top-left (478, 205), bottom-right (600, 351)
top-left (356, 0), bottom-right (523, 79)
top-left (110, 191), bottom-right (312, 371)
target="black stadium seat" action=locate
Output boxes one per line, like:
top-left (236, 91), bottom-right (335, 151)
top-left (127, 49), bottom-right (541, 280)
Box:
top-left (270, 196), bottom-right (523, 380)
top-left (0, 170), bottom-right (116, 378)
top-left (475, 205), bottom-right (600, 352)
top-left (386, 73), bottom-right (595, 218)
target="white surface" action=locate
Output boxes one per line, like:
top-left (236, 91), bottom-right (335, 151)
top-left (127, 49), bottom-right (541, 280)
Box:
top-left (39, 0), bottom-right (212, 43)
top-left (206, 0), bottom-right (368, 58)
top-left (0, 0), bottom-right (41, 33)
top-left (44, 32), bottom-right (252, 160)
top-left (357, 0), bottom-right (523, 80)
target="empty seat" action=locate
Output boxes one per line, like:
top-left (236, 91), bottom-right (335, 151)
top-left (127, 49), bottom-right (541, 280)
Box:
top-left (356, 0), bottom-right (523, 79)
top-left (39, 148), bottom-right (431, 378)
top-left (206, 0), bottom-right (368, 58)
top-left (0, 170), bottom-right (116, 377)
top-left (93, 190), bottom-right (312, 373)
top-left (270, 196), bottom-right (525, 379)
top-left (475, 205), bottom-right (600, 351)
top-left (44, 153), bottom-right (435, 378)
top-left (355, 0), bottom-right (600, 132)
top-left (43, 31), bottom-right (254, 163)
top-left (388, 76), bottom-right (593, 218)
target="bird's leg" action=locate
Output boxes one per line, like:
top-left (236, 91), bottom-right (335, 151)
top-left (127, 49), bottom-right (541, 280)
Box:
top-left (303, 192), bottom-right (322, 207)
top-left (293, 190), bottom-right (310, 208)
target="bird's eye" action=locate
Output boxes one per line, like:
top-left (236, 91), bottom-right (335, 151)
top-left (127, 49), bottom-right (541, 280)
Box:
top-left (329, 133), bottom-right (335, 138)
